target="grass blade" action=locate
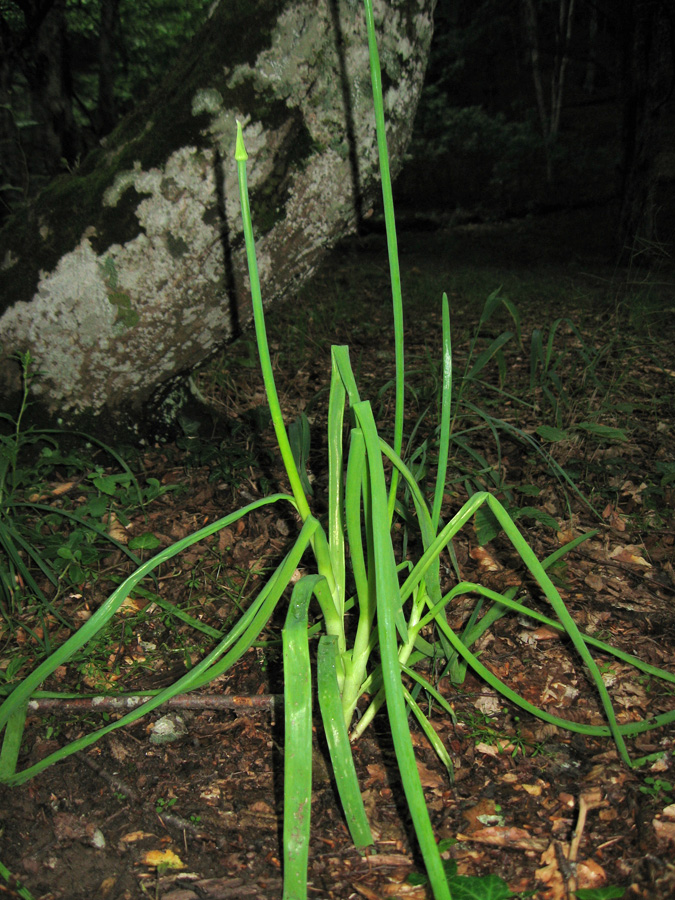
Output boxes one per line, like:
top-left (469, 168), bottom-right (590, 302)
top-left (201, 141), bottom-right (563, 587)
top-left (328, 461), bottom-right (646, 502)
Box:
top-left (289, 412), bottom-right (314, 497)
top-left (327, 348), bottom-right (348, 619)
top-left (0, 860), bottom-right (35, 900)
top-left (402, 685), bottom-right (454, 781)
top-left (465, 332), bottom-right (514, 382)
top-left (485, 493), bottom-right (630, 764)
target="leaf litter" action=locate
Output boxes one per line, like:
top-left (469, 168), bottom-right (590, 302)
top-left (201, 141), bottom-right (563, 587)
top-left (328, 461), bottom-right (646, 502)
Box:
top-left (1, 210), bottom-right (675, 899)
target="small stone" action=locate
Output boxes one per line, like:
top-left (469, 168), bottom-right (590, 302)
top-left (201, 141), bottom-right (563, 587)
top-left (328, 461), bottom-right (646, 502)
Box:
top-left (149, 713), bottom-right (188, 744)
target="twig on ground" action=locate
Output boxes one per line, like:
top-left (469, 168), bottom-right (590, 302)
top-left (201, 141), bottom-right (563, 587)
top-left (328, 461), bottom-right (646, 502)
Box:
top-left (29, 693), bottom-right (282, 714)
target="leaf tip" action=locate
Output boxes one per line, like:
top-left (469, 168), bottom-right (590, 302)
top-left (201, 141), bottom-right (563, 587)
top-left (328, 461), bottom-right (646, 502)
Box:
top-left (235, 120), bottom-right (248, 162)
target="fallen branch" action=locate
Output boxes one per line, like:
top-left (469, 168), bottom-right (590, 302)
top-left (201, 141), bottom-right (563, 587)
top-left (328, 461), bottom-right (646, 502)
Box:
top-left (28, 692), bottom-right (282, 714)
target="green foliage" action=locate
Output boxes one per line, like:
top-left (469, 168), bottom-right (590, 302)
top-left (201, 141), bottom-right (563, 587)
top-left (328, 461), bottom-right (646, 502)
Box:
top-left (394, 285), bottom-right (612, 546)
top-left (409, 854), bottom-right (526, 898)
top-left (639, 776), bottom-right (673, 798)
top-left (0, 0), bottom-right (213, 214)
top-left (411, 102), bottom-right (545, 202)
top-left (154, 795), bottom-right (178, 814)
top-left (575, 889), bottom-right (625, 900)
top-left (174, 411), bottom-right (273, 490)
top-left (63, 0), bottom-right (213, 118)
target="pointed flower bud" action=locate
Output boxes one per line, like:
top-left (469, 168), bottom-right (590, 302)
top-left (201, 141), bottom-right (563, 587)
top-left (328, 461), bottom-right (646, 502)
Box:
top-left (235, 120), bottom-right (248, 162)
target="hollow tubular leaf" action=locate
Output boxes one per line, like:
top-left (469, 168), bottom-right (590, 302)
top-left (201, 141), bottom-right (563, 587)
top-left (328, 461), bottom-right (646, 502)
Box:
top-left (235, 121), bottom-right (311, 524)
top-left (362, 0), bottom-right (404, 522)
top-left (0, 494), bottom-right (294, 735)
top-left (431, 293), bottom-right (452, 532)
top-left (353, 398), bottom-right (450, 900)
top-left (236, 121), bottom-right (336, 597)
top-left (0, 512), bottom-right (319, 785)
top-left (318, 635), bottom-right (373, 848)
top-left (282, 576), bottom-right (316, 899)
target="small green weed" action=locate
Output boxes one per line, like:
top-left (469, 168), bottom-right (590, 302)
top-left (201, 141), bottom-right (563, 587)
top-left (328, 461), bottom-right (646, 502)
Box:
top-left (155, 796), bottom-right (178, 814)
top-left (459, 709), bottom-right (547, 759)
top-left (0, 351), bottom-right (183, 682)
top-left (175, 419), bottom-right (272, 489)
top-left (639, 776), bottom-right (673, 799)
top-left (408, 845), bottom-right (531, 898)
top-left (574, 888), bottom-right (625, 899)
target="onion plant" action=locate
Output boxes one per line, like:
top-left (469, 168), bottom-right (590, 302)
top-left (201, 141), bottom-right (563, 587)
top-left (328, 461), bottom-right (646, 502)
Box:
top-left (1, 3), bottom-right (674, 898)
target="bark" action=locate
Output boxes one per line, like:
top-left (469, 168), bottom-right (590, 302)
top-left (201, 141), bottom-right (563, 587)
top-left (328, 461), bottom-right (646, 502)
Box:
top-left (616, 0), bottom-right (674, 260)
top-left (0, 0), bottom-right (62, 198)
top-left (96, 0), bottom-right (120, 137)
top-left (582, 1), bottom-right (598, 95)
top-left (31, 0), bottom-right (81, 172)
top-left (0, 0), bottom-right (434, 438)
top-left (521, 0), bottom-right (576, 182)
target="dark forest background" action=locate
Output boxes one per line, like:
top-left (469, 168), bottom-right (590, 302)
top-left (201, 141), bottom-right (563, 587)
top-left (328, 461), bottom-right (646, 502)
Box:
top-left (2, 0), bottom-right (674, 262)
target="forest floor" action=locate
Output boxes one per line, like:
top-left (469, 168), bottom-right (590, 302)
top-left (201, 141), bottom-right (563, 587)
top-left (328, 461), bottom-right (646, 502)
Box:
top-left (1, 207), bottom-right (675, 900)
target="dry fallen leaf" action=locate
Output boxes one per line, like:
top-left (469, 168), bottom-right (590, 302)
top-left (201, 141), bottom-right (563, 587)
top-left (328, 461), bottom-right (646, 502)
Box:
top-left (416, 760), bottom-right (444, 789)
top-left (141, 848), bottom-right (185, 869)
top-left (602, 503), bottom-right (626, 531)
top-left (584, 573), bottom-right (606, 592)
top-left (609, 544), bottom-right (651, 566)
top-left (99, 877), bottom-right (117, 897)
top-left (28, 480), bottom-right (78, 502)
top-left (107, 737), bottom-right (130, 763)
top-left (119, 595), bottom-right (147, 614)
top-left (653, 818), bottom-right (675, 845)
top-left (457, 826), bottom-right (547, 850)
top-left (621, 480), bottom-right (648, 502)
top-left (473, 692), bottom-right (502, 717)
top-left (475, 739), bottom-right (516, 758)
top-left (469, 545), bottom-right (502, 571)
top-left (521, 783), bottom-right (543, 797)
top-left (104, 511), bottom-right (129, 543)
top-left (530, 625), bottom-right (563, 641)
top-left (120, 831), bottom-right (156, 843)
top-left (576, 858), bottom-right (607, 889)
top-left (557, 527), bottom-right (575, 545)
top-left (462, 798), bottom-right (499, 832)
top-left (366, 763), bottom-right (387, 783)
top-left (353, 884), bottom-right (384, 900)
top-left (535, 842), bottom-right (566, 900)
top-left (380, 885), bottom-right (427, 898)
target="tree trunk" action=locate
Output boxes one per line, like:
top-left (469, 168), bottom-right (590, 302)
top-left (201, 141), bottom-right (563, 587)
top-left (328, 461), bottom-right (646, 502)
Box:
top-left (96, 0), bottom-right (120, 137)
top-left (0, 0), bottom-right (434, 438)
top-left (521, 0), bottom-right (576, 183)
top-left (582, 1), bottom-right (598, 96)
top-left (616, 0), bottom-right (673, 260)
top-left (31, 0), bottom-right (81, 172)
